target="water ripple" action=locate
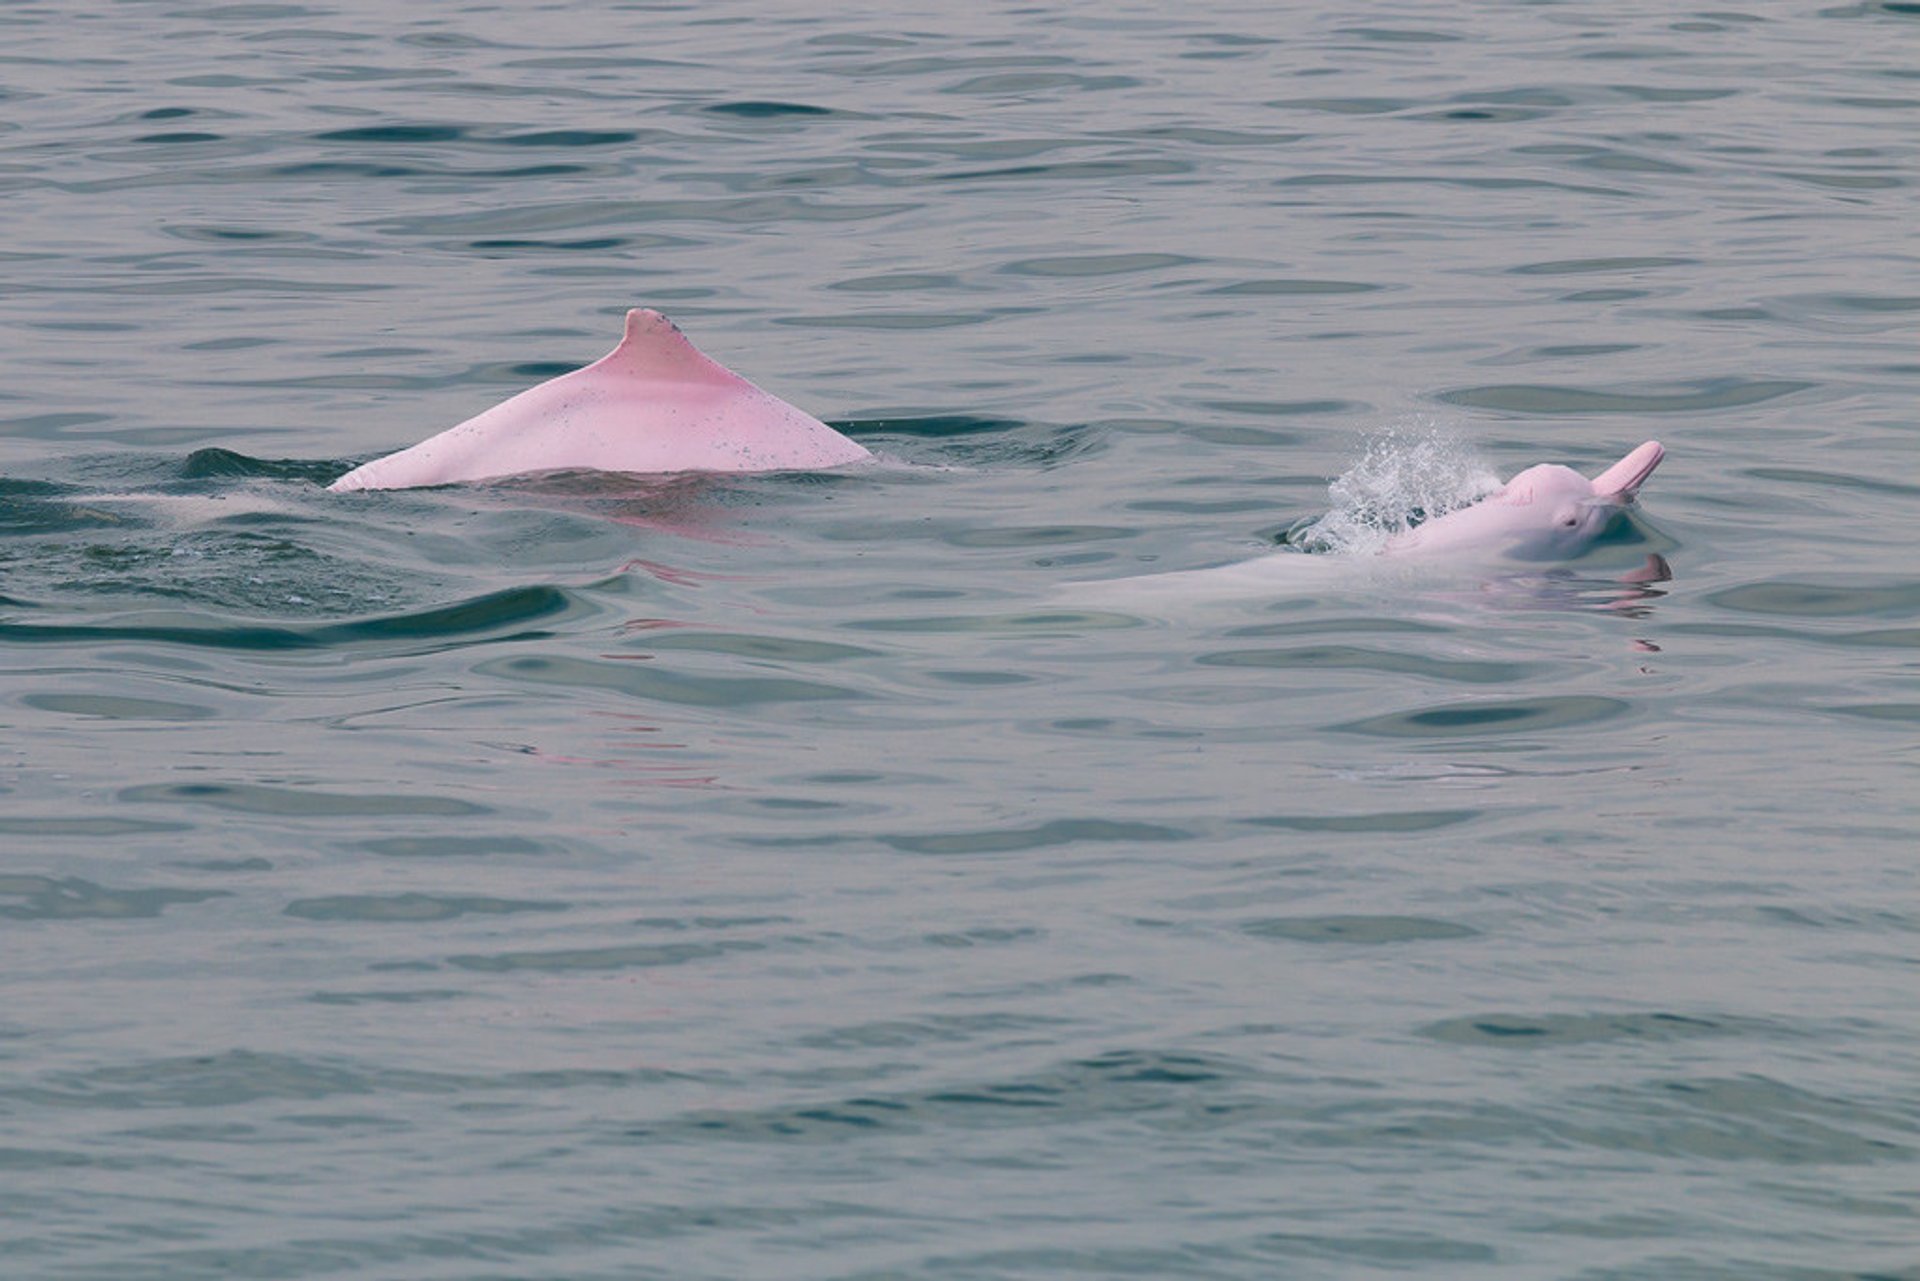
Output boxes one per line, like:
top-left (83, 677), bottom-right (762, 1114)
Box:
top-left (0, 586), bottom-right (582, 651)
top-left (0, 875), bottom-right (228, 920)
top-left (1440, 379), bottom-right (1815, 414)
top-left (474, 653), bottom-right (864, 707)
top-left (120, 783), bottom-right (489, 818)
top-left (1333, 696), bottom-right (1631, 738)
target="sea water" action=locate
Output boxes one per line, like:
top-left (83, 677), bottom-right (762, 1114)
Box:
top-left (2, 3), bottom-right (1917, 1278)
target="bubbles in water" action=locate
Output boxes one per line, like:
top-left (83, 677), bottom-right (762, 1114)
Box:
top-left (1289, 425), bottom-right (1500, 555)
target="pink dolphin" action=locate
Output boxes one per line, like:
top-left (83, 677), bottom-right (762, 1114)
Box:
top-left (1062, 441), bottom-right (1668, 606)
top-left (1383, 440), bottom-right (1664, 561)
top-left (328, 309), bottom-right (870, 492)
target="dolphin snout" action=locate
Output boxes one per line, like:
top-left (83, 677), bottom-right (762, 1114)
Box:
top-left (1589, 440), bottom-right (1664, 502)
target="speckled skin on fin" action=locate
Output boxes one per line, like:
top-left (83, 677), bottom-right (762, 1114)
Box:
top-left (329, 309), bottom-right (871, 492)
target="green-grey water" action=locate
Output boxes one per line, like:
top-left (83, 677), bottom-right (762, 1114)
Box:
top-left (3, 3), bottom-right (1917, 1278)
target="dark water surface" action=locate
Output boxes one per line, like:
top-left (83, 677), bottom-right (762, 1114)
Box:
top-left (4, 3), bottom-right (1918, 1278)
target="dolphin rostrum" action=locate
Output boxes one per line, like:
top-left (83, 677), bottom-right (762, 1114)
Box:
top-left (329, 309), bottom-right (871, 492)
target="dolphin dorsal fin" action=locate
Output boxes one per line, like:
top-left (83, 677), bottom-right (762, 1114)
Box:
top-left (595, 308), bottom-right (746, 386)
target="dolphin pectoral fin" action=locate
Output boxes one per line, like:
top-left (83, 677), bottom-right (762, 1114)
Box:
top-left (1619, 553), bottom-right (1672, 585)
top-left (1590, 440), bottom-right (1664, 501)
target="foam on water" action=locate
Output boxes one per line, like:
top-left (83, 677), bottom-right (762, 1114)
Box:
top-left (1288, 425), bottom-right (1501, 556)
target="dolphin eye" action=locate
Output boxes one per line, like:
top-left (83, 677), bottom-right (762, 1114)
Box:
top-left (1560, 514), bottom-right (1578, 527)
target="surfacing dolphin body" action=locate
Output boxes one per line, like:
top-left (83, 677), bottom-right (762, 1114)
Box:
top-left (1065, 440), bottom-right (1668, 605)
top-left (328, 309), bottom-right (870, 492)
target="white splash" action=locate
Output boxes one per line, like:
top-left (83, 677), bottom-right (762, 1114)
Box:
top-left (1288, 425), bottom-right (1501, 556)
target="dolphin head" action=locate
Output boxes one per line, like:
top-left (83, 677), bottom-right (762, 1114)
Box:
top-left (1384, 441), bottom-right (1664, 561)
